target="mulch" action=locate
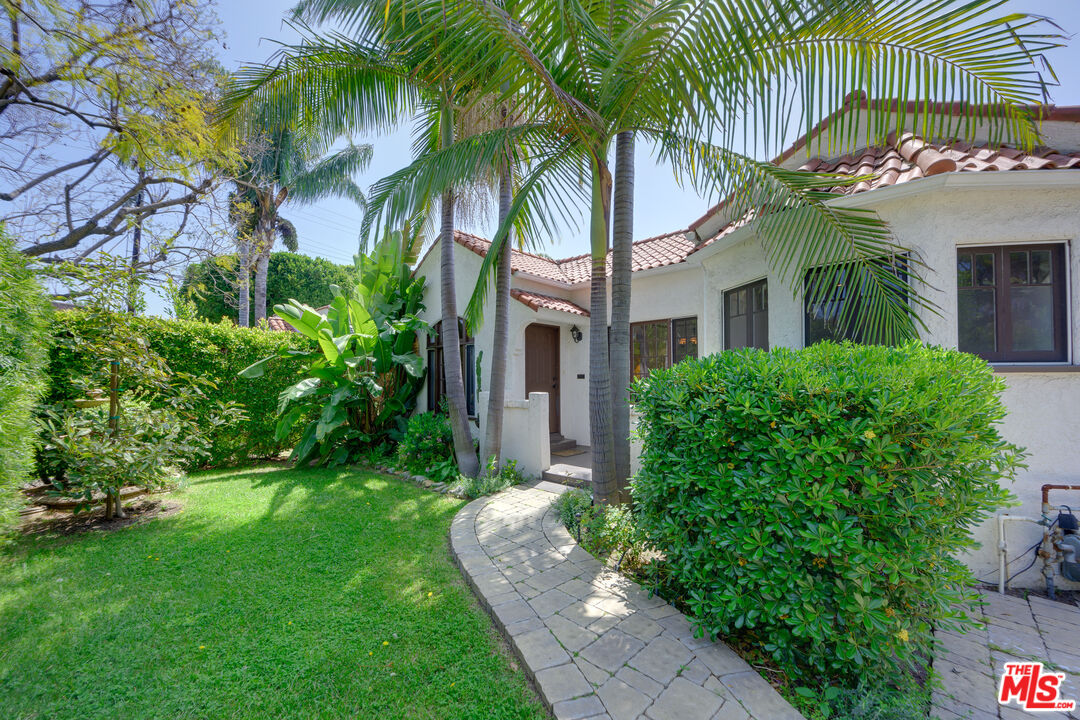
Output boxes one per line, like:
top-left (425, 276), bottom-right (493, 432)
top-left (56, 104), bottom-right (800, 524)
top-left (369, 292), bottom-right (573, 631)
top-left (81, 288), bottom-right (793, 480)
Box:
top-left (20, 498), bottom-right (183, 537)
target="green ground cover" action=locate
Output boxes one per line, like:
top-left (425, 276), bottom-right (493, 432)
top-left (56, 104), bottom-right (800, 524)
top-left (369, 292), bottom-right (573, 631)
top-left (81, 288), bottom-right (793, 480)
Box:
top-left (0, 466), bottom-right (545, 720)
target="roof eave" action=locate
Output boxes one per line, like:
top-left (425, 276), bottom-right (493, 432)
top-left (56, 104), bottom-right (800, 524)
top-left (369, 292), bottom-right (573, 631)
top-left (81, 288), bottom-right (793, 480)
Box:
top-left (690, 168), bottom-right (1080, 265)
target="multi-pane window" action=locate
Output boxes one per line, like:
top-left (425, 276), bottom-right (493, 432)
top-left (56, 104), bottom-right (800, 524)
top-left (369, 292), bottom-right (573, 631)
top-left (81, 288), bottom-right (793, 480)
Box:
top-left (630, 317), bottom-right (698, 379)
top-left (426, 318), bottom-right (476, 416)
top-left (804, 259), bottom-right (908, 345)
top-left (957, 244), bottom-right (1066, 362)
top-left (724, 279), bottom-right (768, 350)
top-left (672, 317), bottom-right (699, 364)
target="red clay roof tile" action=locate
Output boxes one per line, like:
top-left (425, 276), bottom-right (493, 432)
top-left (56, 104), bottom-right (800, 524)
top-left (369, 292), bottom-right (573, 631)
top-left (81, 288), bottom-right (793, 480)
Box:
top-left (265, 317), bottom-right (296, 332)
top-left (794, 135), bottom-right (1080, 195)
top-left (510, 289), bottom-right (590, 316)
top-left (445, 229), bottom-right (695, 286)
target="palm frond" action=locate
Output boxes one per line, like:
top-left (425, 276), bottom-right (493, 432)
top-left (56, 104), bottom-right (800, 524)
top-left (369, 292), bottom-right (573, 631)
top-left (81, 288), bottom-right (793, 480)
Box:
top-left (216, 32), bottom-right (419, 148)
top-left (654, 129), bottom-right (934, 343)
top-left (289, 142), bottom-right (372, 208)
top-left (277, 217), bottom-right (299, 252)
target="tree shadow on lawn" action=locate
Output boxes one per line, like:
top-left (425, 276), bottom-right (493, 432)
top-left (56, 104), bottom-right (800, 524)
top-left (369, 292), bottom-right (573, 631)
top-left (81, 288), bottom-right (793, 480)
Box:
top-left (191, 462), bottom-right (452, 524)
top-left (0, 466), bottom-right (545, 720)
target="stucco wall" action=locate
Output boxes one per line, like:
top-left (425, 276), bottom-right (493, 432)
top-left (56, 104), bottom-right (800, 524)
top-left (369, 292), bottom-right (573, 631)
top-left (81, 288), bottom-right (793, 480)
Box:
top-left (413, 241), bottom-right (593, 461)
top-left (477, 390), bottom-right (551, 478)
top-left (698, 176), bottom-right (1080, 589)
top-left (415, 240), bottom-right (707, 456)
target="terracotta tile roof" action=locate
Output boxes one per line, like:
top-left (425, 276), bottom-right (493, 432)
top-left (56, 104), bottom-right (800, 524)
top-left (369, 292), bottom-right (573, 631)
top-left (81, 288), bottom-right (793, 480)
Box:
top-left (797, 132), bottom-right (1080, 195)
top-left (446, 229), bottom-right (696, 286)
top-left (265, 316), bottom-right (296, 332)
top-left (692, 131), bottom-right (1080, 250)
top-left (689, 93), bottom-right (1080, 232)
top-left (510, 289), bottom-right (590, 316)
top-left (454, 231), bottom-right (573, 283)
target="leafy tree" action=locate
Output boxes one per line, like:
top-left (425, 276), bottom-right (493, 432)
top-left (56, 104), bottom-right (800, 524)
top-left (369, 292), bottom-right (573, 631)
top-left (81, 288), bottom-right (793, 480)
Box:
top-left (180, 252), bottom-right (356, 323)
top-left (0, 225), bottom-right (52, 527)
top-left (240, 232), bottom-right (428, 466)
top-left (37, 258), bottom-right (243, 519)
top-left (1, 0), bottom-right (230, 278)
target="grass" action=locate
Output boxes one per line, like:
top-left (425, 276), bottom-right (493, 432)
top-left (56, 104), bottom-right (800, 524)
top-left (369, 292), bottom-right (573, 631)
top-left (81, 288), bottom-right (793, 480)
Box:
top-left (0, 465), bottom-right (547, 720)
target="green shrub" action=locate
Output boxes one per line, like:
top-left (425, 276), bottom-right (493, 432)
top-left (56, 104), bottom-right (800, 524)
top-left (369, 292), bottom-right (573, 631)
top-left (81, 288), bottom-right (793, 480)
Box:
top-left (631, 342), bottom-right (1021, 685)
top-left (0, 232), bottom-right (53, 526)
top-left (397, 411), bottom-right (453, 473)
top-left (793, 679), bottom-right (930, 720)
top-left (452, 457), bottom-right (526, 498)
top-left (47, 312), bottom-right (313, 464)
top-left (39, 396), bottom-right (238, 513)
top-left (240, 235), bottom-right (428, 467)
top-left (554, 488), bottom-right (593, 533)
top-left (553, 489), bottom-right (646, 568)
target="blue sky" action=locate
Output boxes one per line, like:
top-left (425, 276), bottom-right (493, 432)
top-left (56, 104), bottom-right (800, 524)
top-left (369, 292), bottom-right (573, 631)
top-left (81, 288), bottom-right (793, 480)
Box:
top-left (210, 0), bottom-right (1080, 270)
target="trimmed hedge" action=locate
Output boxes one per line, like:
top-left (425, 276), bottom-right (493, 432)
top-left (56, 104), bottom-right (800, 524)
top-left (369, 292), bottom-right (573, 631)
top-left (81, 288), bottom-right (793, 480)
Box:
top-left (47, 313), bottom-right (314, 464)
top-left (0, 234), bottom-right (53, 526)
top-left (632, 342), bottom-right (1021, 684)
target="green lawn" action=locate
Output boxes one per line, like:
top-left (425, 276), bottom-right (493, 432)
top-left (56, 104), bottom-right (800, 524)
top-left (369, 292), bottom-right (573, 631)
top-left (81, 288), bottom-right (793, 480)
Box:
top-left (0, 466), bottom-right (547, 720)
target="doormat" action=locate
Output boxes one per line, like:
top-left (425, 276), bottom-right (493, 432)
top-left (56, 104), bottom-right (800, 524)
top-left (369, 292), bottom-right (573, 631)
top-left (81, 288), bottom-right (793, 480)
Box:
top-left (551, 448), bottom-right (585, 457)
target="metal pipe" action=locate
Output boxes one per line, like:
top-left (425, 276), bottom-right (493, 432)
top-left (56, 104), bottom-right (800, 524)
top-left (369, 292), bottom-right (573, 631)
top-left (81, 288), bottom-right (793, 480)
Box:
top-left (1039, 485), bottom-right (1080, 600)
top-left (1041, 484), bottom-right (1080, 506)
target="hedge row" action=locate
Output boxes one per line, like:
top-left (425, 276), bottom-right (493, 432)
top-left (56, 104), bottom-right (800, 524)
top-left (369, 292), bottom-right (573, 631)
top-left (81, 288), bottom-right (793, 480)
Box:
top-left (47, 312), bottom-right (314, 465)
top-left (0, 234), bottom-right (53, 527)
top-left (632, 342), bottom-right (1020, 684)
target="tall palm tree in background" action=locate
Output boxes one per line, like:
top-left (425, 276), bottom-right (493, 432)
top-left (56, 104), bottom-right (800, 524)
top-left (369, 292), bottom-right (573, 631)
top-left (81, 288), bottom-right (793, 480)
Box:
top-left (218, 0), bottom-right (494, 476)
top-left (359, 0), bottom-right (1057, 504)
top-left (231, 127), bottom-right (370, 325)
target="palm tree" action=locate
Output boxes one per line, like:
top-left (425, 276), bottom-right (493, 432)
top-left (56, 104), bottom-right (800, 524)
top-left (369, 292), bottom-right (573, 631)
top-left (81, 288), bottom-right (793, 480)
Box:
top-left (218, 2), bottom-right (488, 476)
top-left (230, 127), bottom-right (370, 326)
top-left (356, 0), bottom-right (1057, 504)
top-left (610, 130), bottom-right (634, 501)
top-left (483, 96), bottom-right (515, 467)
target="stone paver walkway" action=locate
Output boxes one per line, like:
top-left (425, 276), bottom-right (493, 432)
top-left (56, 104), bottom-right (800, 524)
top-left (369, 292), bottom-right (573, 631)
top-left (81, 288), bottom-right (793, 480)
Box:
top-left (450, 481), bottom-right (805, 720)
top-left (933, 590), bottom-right (1079, 720)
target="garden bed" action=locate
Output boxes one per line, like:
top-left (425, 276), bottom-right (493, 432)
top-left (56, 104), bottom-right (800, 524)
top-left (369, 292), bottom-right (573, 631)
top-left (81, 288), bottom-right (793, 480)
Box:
top-left (20, 498), bottom-right (182, 536)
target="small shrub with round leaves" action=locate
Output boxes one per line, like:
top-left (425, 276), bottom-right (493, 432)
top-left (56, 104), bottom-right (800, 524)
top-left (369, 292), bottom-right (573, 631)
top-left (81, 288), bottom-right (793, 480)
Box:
top-left (397, 411), bottom-right (453, 474)
top-left (631, 342), bottom-right (1022, 685)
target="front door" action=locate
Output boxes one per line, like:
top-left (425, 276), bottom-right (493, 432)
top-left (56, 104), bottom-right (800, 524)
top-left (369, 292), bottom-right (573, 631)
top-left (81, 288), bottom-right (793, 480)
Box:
top-left (525, 323), bottom-right (560, 434)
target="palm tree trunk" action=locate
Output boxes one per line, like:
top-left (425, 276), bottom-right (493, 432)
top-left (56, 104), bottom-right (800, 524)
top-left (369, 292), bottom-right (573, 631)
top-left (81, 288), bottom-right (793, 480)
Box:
top-left (253, 225), bottom-right (273, 325)
top-left (610, 131), bottom-right (634, 503)
top-left (589, 152), bottom-right (617, 505)
top-left (483, 156), bottom-right (513, 467)
top-left (237, 239), bottom-right (251, 327)
top-left (438, 100), bottom-right (480, 478)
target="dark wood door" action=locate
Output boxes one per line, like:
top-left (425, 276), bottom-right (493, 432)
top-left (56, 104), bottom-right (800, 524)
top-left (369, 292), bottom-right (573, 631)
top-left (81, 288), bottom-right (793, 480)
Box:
top-left (525, 324), bottom-right (560, 434)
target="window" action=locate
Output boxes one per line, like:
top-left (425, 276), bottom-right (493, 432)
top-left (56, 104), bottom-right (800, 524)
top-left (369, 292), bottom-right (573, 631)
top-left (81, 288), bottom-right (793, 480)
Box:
top-left (724, 279), bottom-right (768, 350)
top-left (957, 244), bottom-right (1066, 362)
top-left (804, 259), bottom-right (908, 345)
top-left (426, 318), bottom-right (476, 416)
top-left (672, 317), bottom-right (698, 365)
top-left (630, 317), bottom-right (697, 379)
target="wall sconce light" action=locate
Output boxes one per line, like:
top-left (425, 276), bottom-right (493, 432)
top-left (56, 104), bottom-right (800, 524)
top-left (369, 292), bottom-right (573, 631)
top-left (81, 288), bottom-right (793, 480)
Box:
top-left (570, 325), bottom-right (583, 343)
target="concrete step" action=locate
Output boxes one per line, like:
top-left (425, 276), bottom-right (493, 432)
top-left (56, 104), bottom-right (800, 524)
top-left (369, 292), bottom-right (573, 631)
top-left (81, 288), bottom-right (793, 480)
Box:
top-left (549, 433), bottom-right (578, 453)
top-left (541, 463), bottom-right (591, 489)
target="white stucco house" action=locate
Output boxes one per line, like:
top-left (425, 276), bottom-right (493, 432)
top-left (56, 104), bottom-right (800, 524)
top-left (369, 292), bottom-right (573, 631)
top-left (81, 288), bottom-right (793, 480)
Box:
top-left (413, 98), bottom-right (1080, 589)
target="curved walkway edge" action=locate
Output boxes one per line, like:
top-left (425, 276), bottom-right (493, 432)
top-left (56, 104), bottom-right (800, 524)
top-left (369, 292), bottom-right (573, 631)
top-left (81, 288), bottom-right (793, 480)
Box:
top-left (450, 481), bottom-right (806, 720)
